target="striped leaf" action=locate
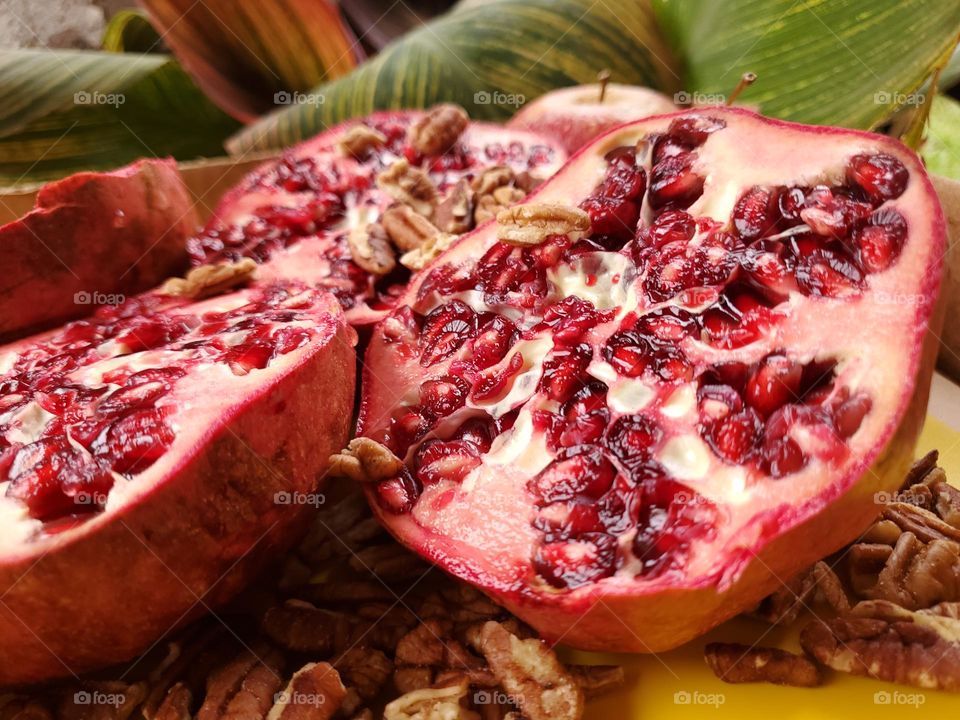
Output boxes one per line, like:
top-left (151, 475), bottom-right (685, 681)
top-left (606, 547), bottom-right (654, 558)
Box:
top-left (0, 50), bottom-right (239, 186)
top-left (228, 0), bottom-right (678, 153)
top-left (138, 0), bottom-right (364, 122)
top-left (924, 95), bottom-right (960, 181)
top-left (652, 0), bottom-right (960, 129)
top-left (101, 9), bottom-right (163, 54)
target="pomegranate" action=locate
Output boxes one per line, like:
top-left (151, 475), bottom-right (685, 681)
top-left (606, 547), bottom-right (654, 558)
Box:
top-left (187, 108), bottom-right (566, 326)
top-left (508, 82), bottom-right (676, 154)
top-left (0, 159), bottom-right (194, 342)
top-left (0, 280), bottom-right (356, 684)
top-left (358, 108), bottom-right (945, 653)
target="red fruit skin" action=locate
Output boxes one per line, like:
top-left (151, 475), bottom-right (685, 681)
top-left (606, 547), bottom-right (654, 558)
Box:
top-left (0, 296), bottom-right (356, 686)
top-left (359, 107), bottom-right (946, 653)
top-left (0, 159), bottom-right (194, 342)
top-left (508, 83), bottom-right (676, 154)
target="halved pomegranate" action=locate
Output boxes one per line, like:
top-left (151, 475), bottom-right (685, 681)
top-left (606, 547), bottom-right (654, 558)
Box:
top-left (0, 281), bottom-right (355, 684)
top-left (188, 109), bottom-right (566, 326)
top-left (358, 108), bottom-right (945, 652)
top-left (0, 159), bottom-right (194, 341)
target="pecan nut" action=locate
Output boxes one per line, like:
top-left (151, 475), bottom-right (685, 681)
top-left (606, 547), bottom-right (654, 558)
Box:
top-left (329, 438), bottom-right (404, 483)
top-left (197, 646), bottom-right (285, 720)
top-left (160, 259), bottom-right (257, 300)
top-left (408, 104), bottom-right (469, 157)
top-left (476, 621), bottom-right (583, 720)
top-left (348, 223), bottom-right (396, 276)
top-left (267, 663), bottom-right (346, 720)
top-left (800, 600), bottom-right (960, 691)
top-left (434, 180), bottom-right (475, 234)
top-left (338, 124), bottom-right (387, 160)
top-left (377, 160), bottom-right (438, 217)
top-left (704, 643), bottom-right (821, 687)
top-left (384, 678), bottom-right (478, 720)
top-left (382, 205), bottom-right (442, 252)
top-left (496, 204), bottom-right (591, 247)
top-left (399, 232), bottom-right (456, 271)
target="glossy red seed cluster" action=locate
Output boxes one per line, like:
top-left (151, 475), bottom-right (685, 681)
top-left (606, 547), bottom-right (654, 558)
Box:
top-left (0, 286), bottom-right (318, 523)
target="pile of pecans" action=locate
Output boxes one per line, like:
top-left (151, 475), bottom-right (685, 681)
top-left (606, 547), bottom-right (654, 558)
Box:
top-left (1, 487), bottom-right (622, 719)
top-left (708, 450), bottom-right (960, 691)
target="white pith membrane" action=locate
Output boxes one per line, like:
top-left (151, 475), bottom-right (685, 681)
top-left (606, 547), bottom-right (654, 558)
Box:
top-left (360, 109), bottom-right (942, 600)
top-left (187, 112), bottom-right (567, 325)
top-left (0, 283), bottom-right (338, 549)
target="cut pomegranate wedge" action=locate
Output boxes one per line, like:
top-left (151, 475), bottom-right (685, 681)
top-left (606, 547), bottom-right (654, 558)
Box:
top-left (358, 108), bottom-right (945, 653)
top-left (188, 108), bottom-right (566, 327)
top-left (0, 159), bottom-right (194, 342)
top-left (0, 281), bottom-right (355, 684)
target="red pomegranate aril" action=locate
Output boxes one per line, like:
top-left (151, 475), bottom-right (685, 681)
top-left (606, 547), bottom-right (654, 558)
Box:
top-left (95, 408), bottom-right (174, 474)
top-left (471, 352), bottom-right (524, 404)
top-left (761, 436), bottom-right (807, 478)
top-left (388, 406), bottom-right (432, 455)
top-left (833, 394), bottom-right (872, 437)
top-left (419, 300), bottom-right (478, 367)
top-left (451, 417), bottom-right (496, 453)
top-left (604, 414), bottom-right (662, 472)
top-left (556, 382), bottom-right (610, 449)
top-left (530, 446), bottom-right (616, 503)
top-left (114, 316), bottom-right (192, 353)
top-left (579, 195), bottom-right (640, 240)
top-left (419, 375), bottom-right (470, 419)
top-left (706, 407), bottom-right (763, 464)
top-left (641, 210), bottom-right (696, 249)
top-left (415, 440), bottom-right (480, 485)
top-left (534, 533), bottom-right (617, 589)
top-left (667, 116), bottom-right (726, 145)
top-left (605, 331), bottom-right (652, 378)
top-left (376, 468), bottom-right (422, 514)
top-left (226, 339), bottom-right (274, 375)
top-left (698, 383), bottom-right (745, 421)
top-left (648, 153), bottom-right (704, 210)
top-left (744, 354), bottom-right (802, 418)
top-left (795, 246), bottom-right (864, 297)
top-left (732, 187), bottom-right (777, 241)
top-left (846, 153), bottom-right (909, 204)
top-left (540, 343), bottom-right (592, 403)
top-left (853, 208), bottom-right (907, 273)
top-left (799, 187), bottom-right (872, 238)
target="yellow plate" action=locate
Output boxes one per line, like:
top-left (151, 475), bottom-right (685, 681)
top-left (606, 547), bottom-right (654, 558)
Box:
top-left (578, 412), bottom-right (960, 718)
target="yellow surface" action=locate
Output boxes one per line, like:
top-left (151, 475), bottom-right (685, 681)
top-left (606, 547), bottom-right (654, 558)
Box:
top-left (577, 416), bottom-right (960, 718)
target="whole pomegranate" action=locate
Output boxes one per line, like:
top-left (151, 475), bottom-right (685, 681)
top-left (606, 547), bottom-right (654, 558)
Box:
top-left (357, 108), bottom-right (945, 652)
top-left (188, 107), bottom-right (567, 327)
top-left (0, 159), bottom-right (194, 342)
top-left (0, 280), bottom-right (356, 684)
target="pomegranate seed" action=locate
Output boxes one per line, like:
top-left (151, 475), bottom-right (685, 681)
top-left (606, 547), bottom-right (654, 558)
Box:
top-left (794, 246), bottom-right (864, 297)
top-left (226, 339), bottom-right (274, 375)
top-left (667, 116), bottom-right (726, 145)
top-left (272, 326), bottom-right (313, 354)
top-left (451, 417), bottom-right (496, 453)
top-left (604, 414), bottom-right (662, 472)
top-left (557, 382), bottom-right (610, 449)
top-left (833, 394), bottom-right (872, 437)
top-left (415, 439), bottom-right (481, 485)
top-left (744, 354), bottom-right (802, 417)
top-left (697, 383), bottom-right (744, 420)
top-left (388, 406), bottom-right (432, 455)
top-left (762, 436), bottom-right (806, 478)
top-left (632, 481), bottom-right (714, 577)
top-left (776, 186), bottom-right (807, 225)
top-left (846, 153), bottom-right (909, 204)
top-left (533, 533), bottom-right (617, 589)
top-left (95, 408), bottom-right (175, 474)
top-left (419, 375), bottom-right (470, 418)
top-left (419, 300), bottom-right (478, 367)
top-left (853, 208), bottom-right (907, 273)
top-left (639, 210), bottom-right (696, 250)
top-left (530, 446), bottom-right (616, 502)
top-left (648, 152), bottom-right (704, 210)
top-left (376, 468), bottom-right (421, 514)
top-left (540, 344), bottom-right (592, 403)
top-left (705, 408), bottom-right (763, 464)
top-left (470, 352), bottom-right (524, 404)
top-left (732, 187), bottom-right (777, 241)
top-left (799, 186), bottom-right (872, 238)
top-left (579, 195), bottom-right (640, 241)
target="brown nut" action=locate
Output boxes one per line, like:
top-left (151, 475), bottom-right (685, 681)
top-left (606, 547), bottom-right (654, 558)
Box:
top-left (329, 438), bottom-right (404, 483)
top-left (408, 104), bottom-right (469, 156)
top-left (267, 662), bottom-right (346, 720)
top-left (338, 124), bottom-right (387, 159)
top-left (495, 204), bottom-right (591, 247)
top-left (434, 179), bottom-right (475, 234)
top-left (704, 643), bottom-right (821, 687)
top-left (160, 259), bottom-right (257, 300)
top-left (399, 232), bottom-right (457, 271)
top-left (377, 159), bottom-right (438, 217)
top-left (348, 223), bottom-right (396, 276)
top-left (382, 205), bottom-right (442, 252)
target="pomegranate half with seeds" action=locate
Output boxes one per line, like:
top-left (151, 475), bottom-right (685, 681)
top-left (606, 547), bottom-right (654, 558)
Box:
top-left (188, 110), bottom-right (566, 326)
top-left (358, 108), bottom-right (945, 652)
top-left (0, 282), bottom-right (355, 684)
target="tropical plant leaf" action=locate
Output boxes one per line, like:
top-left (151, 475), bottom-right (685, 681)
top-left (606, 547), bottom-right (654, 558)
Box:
top-left (137, 0), bottom-right (364, 122)
top-left (228, 0), bottom-right (679, 153)
top-left (924, 95), bottom-right (960, 182)
top-left (339, 0), bottom-right (456, 54)
top-left (0, 50), bottom-right (240, 186)
top-left (651, 0), bottom-right (960, 129)
top-left (102, 9), bottom-right (163, 54)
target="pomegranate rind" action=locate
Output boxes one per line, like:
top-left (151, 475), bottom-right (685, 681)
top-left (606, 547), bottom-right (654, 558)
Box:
top-left (0, 291), bottom-right (356, 685)
top-left (508, 83), bottom-right (677, 154)
top-left (0, 159), bottom-right (194, 342)
top-left (359, 108), bottom-right (946, 652)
